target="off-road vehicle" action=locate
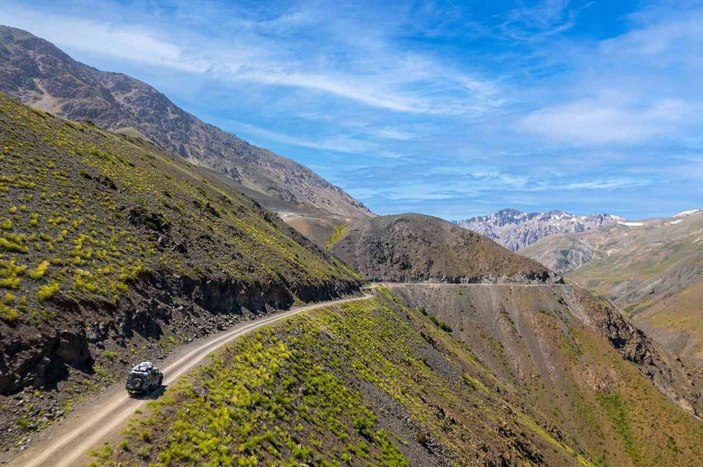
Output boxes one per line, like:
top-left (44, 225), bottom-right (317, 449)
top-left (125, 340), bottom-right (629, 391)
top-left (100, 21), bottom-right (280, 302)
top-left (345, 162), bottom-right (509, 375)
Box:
top-left (126, 361), bottom-right (163, 395)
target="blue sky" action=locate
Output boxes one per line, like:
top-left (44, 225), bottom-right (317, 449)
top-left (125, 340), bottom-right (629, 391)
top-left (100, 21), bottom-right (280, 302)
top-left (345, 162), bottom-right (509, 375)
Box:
top-left (2, 0), bottom-right (703, 220)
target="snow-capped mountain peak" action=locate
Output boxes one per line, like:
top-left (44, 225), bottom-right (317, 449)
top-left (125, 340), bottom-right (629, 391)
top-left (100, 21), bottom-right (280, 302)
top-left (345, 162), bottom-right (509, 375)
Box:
top-left (455, 209), bottom-right (622, 251)
top-left (674, 209), bottom-right (702, 218)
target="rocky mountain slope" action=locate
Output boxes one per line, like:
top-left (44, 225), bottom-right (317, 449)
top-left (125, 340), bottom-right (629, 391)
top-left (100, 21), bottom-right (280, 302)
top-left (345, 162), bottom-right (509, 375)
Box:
top-left (390, 283), bottom-right (703, 465)
top-left (330, 213), bottom-right (560, 283)
top-left (0, 93), bottom-right (361, 448)
top-left (0, 26), bottom-right (371, 239)
top-left (523, 210), bottom-right (703, 368)
top-left (92, 289), bottom-right (703, 466)
top-left (456, 208), bottom-right (622, 251)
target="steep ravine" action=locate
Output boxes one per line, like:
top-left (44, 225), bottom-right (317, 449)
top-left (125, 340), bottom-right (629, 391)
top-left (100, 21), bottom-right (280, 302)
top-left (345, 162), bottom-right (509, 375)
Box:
top-left (389, 284), bottom-right (703, 419)
top-left (87, 291), bottom-right (703, 466)
top-left (387, 284), bottom-right (703, 464)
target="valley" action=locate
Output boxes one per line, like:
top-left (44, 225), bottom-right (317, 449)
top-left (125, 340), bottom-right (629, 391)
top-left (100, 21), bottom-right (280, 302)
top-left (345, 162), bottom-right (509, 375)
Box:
top-left (0, 13), bottom-right (701, 467)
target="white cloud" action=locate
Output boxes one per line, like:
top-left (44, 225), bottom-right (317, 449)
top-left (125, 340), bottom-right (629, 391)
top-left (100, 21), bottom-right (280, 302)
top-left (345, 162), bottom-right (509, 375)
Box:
top-left (0, 6), bottom-right (206, 72)
top-left (373, 128), bottom-right (415, 141)
top-left (230, 121), bottom-right (377, 154)
top-left (543, 178), bottom-right (649, 191)
top-left (500, 0), bottom-right (576, 41)
top-left (602, 14), bottom-right (703, 64)
top-left (0, 2), bottom-right (504, 116)
top-left (517, 6), bottom-right (703, 146)
top-left (519, 96), bottom-right (696, 144)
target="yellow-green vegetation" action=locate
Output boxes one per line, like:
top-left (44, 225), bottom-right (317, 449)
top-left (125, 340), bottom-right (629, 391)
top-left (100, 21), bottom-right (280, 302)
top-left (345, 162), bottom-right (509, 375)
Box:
top-left (99, 295), bottom-right (590, 466)
top-left (27, 260), bottom-right (49, 280)
top-left (324, 223), bottom-right (348, 250)
top-left (0, 93), bottom-right (359, 324)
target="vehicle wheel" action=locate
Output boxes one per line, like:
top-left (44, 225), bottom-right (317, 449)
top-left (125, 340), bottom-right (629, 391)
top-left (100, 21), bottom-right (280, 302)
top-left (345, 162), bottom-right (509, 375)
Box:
top-left (158, 375), bottom-right (163, 387)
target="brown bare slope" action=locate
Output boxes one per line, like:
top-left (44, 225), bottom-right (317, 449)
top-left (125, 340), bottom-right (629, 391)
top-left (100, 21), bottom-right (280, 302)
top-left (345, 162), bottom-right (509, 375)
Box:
top-left (331, 213), bottom-right (560, 283)
top-left (0, 26), bottom-right (371, 228)
top-left (389, 283), bottom-right (703, 465)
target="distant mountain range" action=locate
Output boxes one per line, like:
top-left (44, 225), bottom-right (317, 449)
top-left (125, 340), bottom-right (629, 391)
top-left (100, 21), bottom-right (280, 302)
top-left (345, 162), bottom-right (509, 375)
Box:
top-left (455, 208), bottom-right (623, 251)
top-left (0, 26), bottom-right (371, 244)
top-left (523, 208), bottom-right (703, 367)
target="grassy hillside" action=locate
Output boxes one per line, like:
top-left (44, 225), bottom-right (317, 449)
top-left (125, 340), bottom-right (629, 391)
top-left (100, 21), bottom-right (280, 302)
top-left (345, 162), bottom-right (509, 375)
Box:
top-left (95, 294), bottom-right (590, 466)
top-left (0, 92), bottom-right (361, 445)
top-left (92, 291), bottom-right (703, 466)
top-left (567, 216), bottom-right (703, 314)
top-left (332, 213), bottom-right (559, 283)
top-left (521, 233), bottom-right (604, 274)
top-left (635, 283), bottom-right (703, 366)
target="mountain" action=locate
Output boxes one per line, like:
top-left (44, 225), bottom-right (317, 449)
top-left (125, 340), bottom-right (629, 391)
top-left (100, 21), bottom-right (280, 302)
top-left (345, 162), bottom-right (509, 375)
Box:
top-left (456, 208), bottom-right (622, 251)
top-left (95, 289), bottom-right (703, 466)
top-left (330, 213), bottom-right (560, 283)
top-left (2, 92), bottom-right (700, 464)
top-left (520, 226), bottom-right (615, 274)
top-left (0, 26), bottom-right (371, 244)
top-left (0, 93), bottom-right (360, 447)
top-left (523, 210), bottom-right (703, 366)
top-left (390, 283), bottom-right (703, 464)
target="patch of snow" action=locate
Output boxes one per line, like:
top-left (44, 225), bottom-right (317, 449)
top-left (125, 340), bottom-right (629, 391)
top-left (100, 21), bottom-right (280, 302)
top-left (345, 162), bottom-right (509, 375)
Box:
top-left (674, 209), bottom-right (702, 217)
top-left (619, 221), bottom-right (644, 227)
top-left (670, 219), bottom-right (683, 225)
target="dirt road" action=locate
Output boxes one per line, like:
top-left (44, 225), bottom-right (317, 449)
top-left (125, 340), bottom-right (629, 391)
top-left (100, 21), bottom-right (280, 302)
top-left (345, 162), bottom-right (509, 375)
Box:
top-left (8, 293), bottom-right (372, 467)
top-left (382, 281), bottom-right (570, 288)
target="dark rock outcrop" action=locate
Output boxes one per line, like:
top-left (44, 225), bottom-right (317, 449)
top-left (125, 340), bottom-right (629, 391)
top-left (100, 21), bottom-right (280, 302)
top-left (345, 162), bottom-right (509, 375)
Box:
top-left (0, 270), bottom-right (358, 396)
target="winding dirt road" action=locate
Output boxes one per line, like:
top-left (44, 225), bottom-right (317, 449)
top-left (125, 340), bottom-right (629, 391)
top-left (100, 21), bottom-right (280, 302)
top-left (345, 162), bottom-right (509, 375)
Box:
top-left (8, 293), bottom-right (372, 467)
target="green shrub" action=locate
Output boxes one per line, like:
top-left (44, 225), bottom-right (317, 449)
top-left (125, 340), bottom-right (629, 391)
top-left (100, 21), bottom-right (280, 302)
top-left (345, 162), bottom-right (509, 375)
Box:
top-left (17, 417), bottom-right (31, 431)
top-left (0, 234), bottom-right (28, 252)
top-left (27, 260), bottom-right (49, 280)
top-left (0, 302), bottom-right (18, 322)
top-left (37, 281), bottom-right (60, 301)
top-left (428, 315), bottom-right (452, 333)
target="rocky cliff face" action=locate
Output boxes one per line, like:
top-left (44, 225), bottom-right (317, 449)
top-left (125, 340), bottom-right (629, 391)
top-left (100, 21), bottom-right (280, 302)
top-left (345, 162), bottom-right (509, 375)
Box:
top-left (0, 26), bottom-right (371, 222)
top-left (456, 208), bottom-right (621, 251)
